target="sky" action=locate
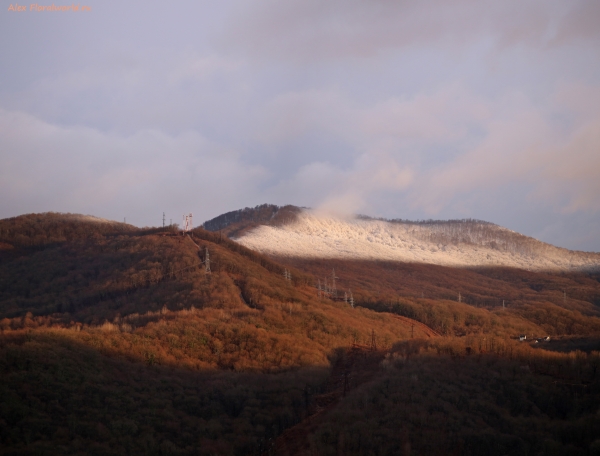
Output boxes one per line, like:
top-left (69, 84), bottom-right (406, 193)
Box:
top-left (1, 0), bottom-right (599, 251)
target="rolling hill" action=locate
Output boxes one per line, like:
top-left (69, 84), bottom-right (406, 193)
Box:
top-left (2, 210), bottom-right (600, 455)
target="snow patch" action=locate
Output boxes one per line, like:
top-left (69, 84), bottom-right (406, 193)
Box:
top-left (234, 210), bottom-right (600, 271)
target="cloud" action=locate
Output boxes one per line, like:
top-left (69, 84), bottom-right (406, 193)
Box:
top-left (256, 81), bottom-right (600, 220)
top-left (0, 109), bottom-right (267, 225)
top-left (538, 119), bottom-right (600, 212)
top-left (1, 0), bottom-right (599, 250)
top-left (264, 151), bottom-right (413, 216)
top-left (408, 87), bottom-right (600, 214)
top-left (221, 0), bottom-right (600, 62)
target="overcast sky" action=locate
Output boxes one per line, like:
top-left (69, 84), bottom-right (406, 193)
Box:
top-left (1, 0), bottom-right (599, 251)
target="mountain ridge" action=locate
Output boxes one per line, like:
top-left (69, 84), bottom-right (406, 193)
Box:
top-left (2, 210), bottom-right (600, 454)
top-left (203, 204), bottom-right (600, 272)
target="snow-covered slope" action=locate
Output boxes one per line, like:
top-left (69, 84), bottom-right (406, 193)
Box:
top-left (232, 209), bottom-right (600, 271)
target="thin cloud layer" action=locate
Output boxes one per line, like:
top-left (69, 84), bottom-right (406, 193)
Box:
top-left (0, 109), bottom-right (267, 226)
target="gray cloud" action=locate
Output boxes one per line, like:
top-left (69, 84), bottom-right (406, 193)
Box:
top-left (1, 0), bottom-right (599, 250)
top-left (0, 109), bottom-right (267, 226)
top-left (221, 0), bottom-right (600, 62)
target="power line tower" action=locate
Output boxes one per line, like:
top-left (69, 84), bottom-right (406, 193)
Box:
top-left (163, 212), bottom-right (165, 228)
top-left (331, 269), bottom-right (338, 299)
top-left (204, 247), bottom-right (211, 274)
top-left (182, 213), bottom-right (193, 232)
top-left (370, 329), bottom-right (377, 351)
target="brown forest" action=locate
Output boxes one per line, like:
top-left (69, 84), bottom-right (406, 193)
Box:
top-left (1, 213), bottom-right (600, 455)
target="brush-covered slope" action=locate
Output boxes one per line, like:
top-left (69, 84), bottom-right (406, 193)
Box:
top-left (3, 212), bottom-right (600, 454)
top-left (0, 213), bottom-right (423, 368)
top-left (0, 212), bottom-right (422, 454)
top-left (207, 206), bottom-right (600, 272)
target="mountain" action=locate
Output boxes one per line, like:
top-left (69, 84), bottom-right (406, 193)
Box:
top-left (2, 211), bottom-right (600, 454)
top-left (0, 212), bottom-right (426, 454)
top-left (204, 205), bottom-right (600, 272)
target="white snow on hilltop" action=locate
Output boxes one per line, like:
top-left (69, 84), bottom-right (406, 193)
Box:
top-left (233, 210), bottom-right (600, 271)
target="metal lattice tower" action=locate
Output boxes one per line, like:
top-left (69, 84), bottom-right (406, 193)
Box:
top-left (204, 247), bottom-right (211, 274)
top-left (163, 212), bottom-right (165, 228)
top-left (182, 213), bottom-right (193, 232)
top-left (331, 269), bottom-right (338, 299)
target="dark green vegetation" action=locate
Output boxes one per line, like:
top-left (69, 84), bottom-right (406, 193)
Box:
top-left (1, 212), bottom-right (600, 455)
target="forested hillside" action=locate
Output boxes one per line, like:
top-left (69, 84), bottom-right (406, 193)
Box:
top-left (2, 212), bottom-right (600, 455)
top-left (0, 213), bottom-right (415, 454)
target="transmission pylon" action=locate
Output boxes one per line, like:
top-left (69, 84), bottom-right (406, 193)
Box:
top-left (331, 269), bottom-right (338, 299)
top-left (204, 247), bottom-right (211, 274)
top-left (182, 213), bottom-right (193, 232)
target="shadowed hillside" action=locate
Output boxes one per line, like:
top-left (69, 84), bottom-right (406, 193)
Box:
top-left (0, 212), bottom-right (424, 454)
top-left (2, 212), bottom-right (600, 455)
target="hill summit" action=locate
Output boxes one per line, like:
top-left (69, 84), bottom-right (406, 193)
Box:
top-left (203, 205), bottom-right (600, 272)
